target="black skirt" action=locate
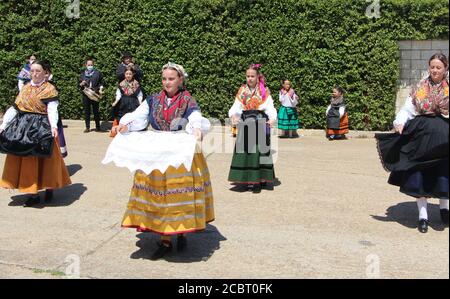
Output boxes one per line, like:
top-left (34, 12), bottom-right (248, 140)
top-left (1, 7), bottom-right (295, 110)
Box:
top-left (375, 116), bottom-right (449, 199)
top-left (114, 95), bottom-right (140, 120)
top-left (0, 110), bottom-right (54, 157)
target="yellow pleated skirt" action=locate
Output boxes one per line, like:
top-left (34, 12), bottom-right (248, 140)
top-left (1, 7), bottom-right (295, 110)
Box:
top-left (121, 152), bottom-right (215, 235)
top-left (0, 138), bottom-right (71, 194)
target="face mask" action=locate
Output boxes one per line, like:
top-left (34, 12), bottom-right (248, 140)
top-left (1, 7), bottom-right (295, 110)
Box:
top-left (87, 66), bottom-right (94, 71)
top-left (29, 60), bottom-right (35, 65)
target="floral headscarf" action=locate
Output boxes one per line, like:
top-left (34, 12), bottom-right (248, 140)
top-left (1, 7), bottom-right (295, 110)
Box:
top-left (119, 79), bottom-right (140, 96)
top-left (412, 77), bottom-right (449, 117)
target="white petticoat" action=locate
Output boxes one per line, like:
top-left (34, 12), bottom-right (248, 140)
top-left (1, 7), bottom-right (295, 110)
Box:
top-left (102, 131), bottom-right (197, 174)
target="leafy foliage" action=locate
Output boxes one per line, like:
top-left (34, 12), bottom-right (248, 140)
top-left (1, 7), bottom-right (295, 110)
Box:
top-left (0, 0), bottom-right (448, 130)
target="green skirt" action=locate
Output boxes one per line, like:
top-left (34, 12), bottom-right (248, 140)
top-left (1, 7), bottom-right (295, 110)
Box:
top-left (228, 112), bottom-right (275, 184)
top-left (277, 106), bottom-right (299, 130)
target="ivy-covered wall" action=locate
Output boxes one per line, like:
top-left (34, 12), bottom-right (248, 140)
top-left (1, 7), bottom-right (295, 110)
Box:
top-left (0, 0), bottom-right (448, 130)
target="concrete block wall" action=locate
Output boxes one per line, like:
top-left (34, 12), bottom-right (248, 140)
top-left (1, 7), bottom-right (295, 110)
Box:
top-left (396, 40), bottom-right (449, 113)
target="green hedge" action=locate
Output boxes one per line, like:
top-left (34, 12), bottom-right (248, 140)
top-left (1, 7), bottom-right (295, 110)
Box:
top-left (0, 0), bottom-right (448, 130)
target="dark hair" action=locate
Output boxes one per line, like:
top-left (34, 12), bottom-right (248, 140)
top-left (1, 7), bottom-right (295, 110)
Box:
top-left (429, 53), bottom-right (448, 69)
top-left (86, 57), bottom-right (94, 63)
top-left (33, 59), bottom-right (52, 73)
top-left (333, 85), bottom-right (345, 95)
top-left (280, 78), bottom-right (292, 89)
top-left (122, 52), bottom-right (133, 60)
top-left (28, 53), bottom-right (37, 59)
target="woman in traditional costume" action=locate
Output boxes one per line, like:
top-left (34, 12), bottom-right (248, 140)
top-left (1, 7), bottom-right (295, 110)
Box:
top-left (228, 64), bottom-right (277, 193)
top-left (0, 60), bottom-right (71, 207)
top-left (17, 54), bottom-right (37, 91)
top-left (376, 53), bottom-right (449, 233)
top-left (112, 62), bottom-right (214, 260)
top-left (325, 86), bottom-right (349, 140)
top-left (278, 79), bottom-right (300, 138)
top-left (110, 66), bottom-right (143, 137)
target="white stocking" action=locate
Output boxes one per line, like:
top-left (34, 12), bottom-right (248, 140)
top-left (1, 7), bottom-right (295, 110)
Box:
top-left (416, 198), bottom-right (428, 220)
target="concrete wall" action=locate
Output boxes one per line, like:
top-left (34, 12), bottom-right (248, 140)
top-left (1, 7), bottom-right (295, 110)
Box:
top-left (396, 40), bottom-right (449, 112)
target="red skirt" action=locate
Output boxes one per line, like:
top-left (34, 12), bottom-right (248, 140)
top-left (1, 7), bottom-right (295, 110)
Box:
top-left (327, 113), bottom-right (349, 135)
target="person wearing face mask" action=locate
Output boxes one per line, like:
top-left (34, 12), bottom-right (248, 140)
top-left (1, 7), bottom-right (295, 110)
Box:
top-left (0, 60), bottom-right (71, 207)
top-left (110, 62), bottom-right (214, 260)
top-left (228, 64), bottom-right (277, 193)
top-left (116, 52), bottom-right (143, 83)
top-left (376, 53), bottom-right (449, 233)
top-left (79, 58), bottom-right (105, 133)
top-left (17, 54), bottom-right (37, 91)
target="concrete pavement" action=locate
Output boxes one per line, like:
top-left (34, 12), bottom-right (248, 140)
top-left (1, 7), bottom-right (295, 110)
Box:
top-left (0, 120), bottom-right (448, 279)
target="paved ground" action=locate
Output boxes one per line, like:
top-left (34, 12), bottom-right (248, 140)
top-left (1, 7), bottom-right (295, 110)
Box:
top-left (0, 120), bottom-right (448, 279)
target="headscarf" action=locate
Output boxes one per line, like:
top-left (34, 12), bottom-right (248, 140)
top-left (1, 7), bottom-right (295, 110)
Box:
top-left (162, 62), bottom-right (188, 86)
top-left (149, 88), bottom-right (199, 131)
top-left (411, 76), bottom-right (449, 117)
top-left (250, 63), bottom-right (267, 101)
top-left (330, 95), bottom-right (344, 107)
top-left (119, 79), bottom-right (140, 96)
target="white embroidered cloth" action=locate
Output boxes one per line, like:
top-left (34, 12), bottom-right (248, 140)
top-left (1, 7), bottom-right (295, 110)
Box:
top-left (102, 131), bottom-right (197, 174)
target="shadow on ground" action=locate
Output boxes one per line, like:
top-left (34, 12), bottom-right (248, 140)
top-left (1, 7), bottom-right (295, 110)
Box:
top-left (100, 121), bottom-right (113, 131)
top-left (67, 164), bottom-right (82, 176)
top-left (130, 224), bottom-right (227, 263)
top-left (371, 201), bottom-right (446, 232)
top-left (8, 183), bottom-right (87, 209)
top-left (229, 177), bottom-right (281, 192)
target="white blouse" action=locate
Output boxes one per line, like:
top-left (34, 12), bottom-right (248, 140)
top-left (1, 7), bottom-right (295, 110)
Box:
top-left (119, 100), bottom-right (209, 135)
top-left (228, 94), bottom-right (278, 121)
top-left (393, 95), bottom-right (450, 129)
top-left (326, 105), bottom-right (345, 118)
top-left (279, 92), bottom-right (299, 108)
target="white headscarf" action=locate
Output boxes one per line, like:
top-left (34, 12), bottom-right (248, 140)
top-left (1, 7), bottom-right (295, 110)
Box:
top-left (162, 62), bottom-right (188, 83)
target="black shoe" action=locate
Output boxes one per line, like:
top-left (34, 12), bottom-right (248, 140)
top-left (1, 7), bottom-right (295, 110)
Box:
top-left (261, 182), bottom-right (274, 191)
top-left (83, 129), bottom-right (90, 133)
top-left (44, 189), bottom-right (53, 202)
top-left (252, 184), bottom-right (262, 194)
top-left (23, 195), bottom-right (40, 207)
top-left (418, 219), bottom-right (429, 233)
top-left (150, 242), bottom-right (172, 260)
top-left (95, 128), bottom-right (105, 132)
top-left (177, 235), bottom-right (187, 252)
top-left (440, 209), bottom-right (449, 226)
